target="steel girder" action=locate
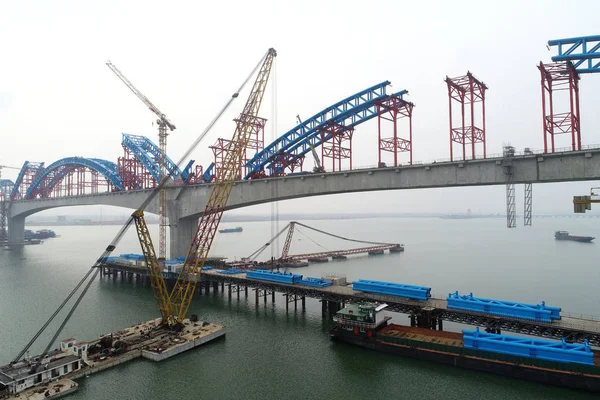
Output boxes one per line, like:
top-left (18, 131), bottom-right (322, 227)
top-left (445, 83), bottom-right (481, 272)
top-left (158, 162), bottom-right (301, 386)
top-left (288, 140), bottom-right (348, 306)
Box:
top-left (549, 35), bottom-right (600, 74)
top-left (245, 81), bottom-right (393, 178)
top-left (121, 133), bottom-right (189, 182)
top-left (26, 157), bottom-right (123, 198)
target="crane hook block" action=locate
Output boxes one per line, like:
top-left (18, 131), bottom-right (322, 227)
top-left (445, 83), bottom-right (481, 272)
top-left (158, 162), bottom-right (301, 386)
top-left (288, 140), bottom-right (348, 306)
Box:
top-left (232, 93), bottom-right (239, 98)
top-left (106, 245), bottom-right (116, 252)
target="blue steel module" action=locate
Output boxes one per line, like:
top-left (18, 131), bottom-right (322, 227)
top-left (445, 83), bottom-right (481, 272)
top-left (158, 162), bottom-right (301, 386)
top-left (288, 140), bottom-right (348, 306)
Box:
top-left (352, 280), bottom-right (431, 300)
top-left (549, 35), bottom-right (600, 74)
top-left (246, 269), bottom-right (303, 284)
top-left (463, 328), bottom-right (594, 365)
top-left (447, 292), bottom-right (561, 323)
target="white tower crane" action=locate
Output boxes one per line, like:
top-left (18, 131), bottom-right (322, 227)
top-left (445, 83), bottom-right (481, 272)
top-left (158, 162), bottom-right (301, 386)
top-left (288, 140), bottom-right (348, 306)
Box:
top-left (106, 61), bottom-right (175, 259)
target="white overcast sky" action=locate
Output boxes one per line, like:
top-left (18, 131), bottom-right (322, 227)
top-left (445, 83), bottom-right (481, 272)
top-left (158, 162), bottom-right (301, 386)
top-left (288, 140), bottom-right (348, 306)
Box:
top-left (1, 0), bottom-right (600, 215)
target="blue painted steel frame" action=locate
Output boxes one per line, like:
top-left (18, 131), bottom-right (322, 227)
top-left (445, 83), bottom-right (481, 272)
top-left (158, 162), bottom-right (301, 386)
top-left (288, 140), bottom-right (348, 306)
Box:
top-left (0, 179), bottom-right (14, 198)
top-left (268, 90), bottom-right (408, 174)
top-left (26, 157), bottom-right (123, 198)
top-left (463, 328), bottom-right (594, 365)
top-left (447, 291), bottom-right (561, 322)
top-left (11, 161), bottom-right (44, 200)
top-left (121, 133), bottom-right (186, 182)
top-left (245, 81), bottom-right (393, 178)
top-left (549, 35), bottom-right (600, 74)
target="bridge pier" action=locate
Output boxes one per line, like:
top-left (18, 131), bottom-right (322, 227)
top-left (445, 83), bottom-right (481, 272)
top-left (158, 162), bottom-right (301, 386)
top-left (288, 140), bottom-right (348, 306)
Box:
top-left (7, 215), bottom-right (25, 246)
top-left (171, 217), bottom-right (197, 259)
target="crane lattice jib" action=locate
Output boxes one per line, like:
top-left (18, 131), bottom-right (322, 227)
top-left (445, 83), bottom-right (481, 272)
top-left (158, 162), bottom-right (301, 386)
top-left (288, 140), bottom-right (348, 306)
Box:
top-left (106, 61), bottom-right (176, 130)
top-left (280, 222), bottom-right (296, 259)
top-left (132, 210), bottom-right (173, 322)
top-left (169, 48), bottom-right (277, 322)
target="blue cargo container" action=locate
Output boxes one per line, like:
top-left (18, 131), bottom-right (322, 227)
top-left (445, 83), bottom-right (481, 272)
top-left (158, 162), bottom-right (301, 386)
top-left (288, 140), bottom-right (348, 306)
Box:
top-left (463, 328), bottom-right (594, 365)
top-left (246, 269), bottom-right (303, 284)
top-left (352, 279), bottom-right (431, 300)
top-left (202, 266), bottom-right (213, 271)
top-left (447, 292), bottom-right (561, 322)
top-left (219, 268), bottom-right (243, 274)
top-left (300, 277), bottom-right (333, 288)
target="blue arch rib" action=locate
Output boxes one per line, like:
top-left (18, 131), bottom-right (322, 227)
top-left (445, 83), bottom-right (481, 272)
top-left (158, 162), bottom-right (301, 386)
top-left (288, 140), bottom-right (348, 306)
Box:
top-left (269, 90), bottom-right (409, 173)
top-left (11, 161), bottom-right (44, 200)
top-left (0, 179), bottom-right (14, 199)
top-left (121, 133), bottom-right (184, 182)
top-left (26, 157), bottom-right (123, 198)
top-left (245, 81), bottom-right (392, 178)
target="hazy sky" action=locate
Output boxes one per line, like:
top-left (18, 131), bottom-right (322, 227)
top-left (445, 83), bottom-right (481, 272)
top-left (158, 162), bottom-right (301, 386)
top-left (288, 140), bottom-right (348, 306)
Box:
top-left (2, 0), bottom-right (600, 216)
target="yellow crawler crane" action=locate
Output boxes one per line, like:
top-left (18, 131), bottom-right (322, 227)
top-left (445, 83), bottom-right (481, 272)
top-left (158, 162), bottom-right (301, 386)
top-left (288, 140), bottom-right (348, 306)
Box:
top-left (132, 48), bottom-right (277, 326)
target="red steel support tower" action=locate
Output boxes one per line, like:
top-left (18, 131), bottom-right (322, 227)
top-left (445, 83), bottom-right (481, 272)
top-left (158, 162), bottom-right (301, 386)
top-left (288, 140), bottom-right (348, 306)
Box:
top-left (538, 61), bottom-right (581, 153)
top-left (375, 95), bottom-right (414, 167)
top-left (269, 153), bottom-right (304, 177)
top-left (211, 117), bottom-right (266, 179)
top-left (317, 121), bottom-right (354, 172)
top-left (446, 72), bottom-right (487, 161)
top-left (118, 147), bottom-right (156, 190)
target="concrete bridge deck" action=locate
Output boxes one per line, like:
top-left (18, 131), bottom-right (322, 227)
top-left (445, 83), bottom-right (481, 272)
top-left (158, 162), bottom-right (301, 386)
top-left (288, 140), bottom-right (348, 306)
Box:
top-left (9, 147), bottom-right (600, 256)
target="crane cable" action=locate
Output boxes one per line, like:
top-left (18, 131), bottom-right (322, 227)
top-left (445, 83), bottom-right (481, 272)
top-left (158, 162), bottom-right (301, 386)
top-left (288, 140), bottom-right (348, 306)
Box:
top-left (13, 51), bottom-right (269, 363)
top-left (294, 222), bottom-right (397, 246)
top-left (295, 227), bottom-right (329, 251)
top-left (246, 222), bottom-right (290, 261)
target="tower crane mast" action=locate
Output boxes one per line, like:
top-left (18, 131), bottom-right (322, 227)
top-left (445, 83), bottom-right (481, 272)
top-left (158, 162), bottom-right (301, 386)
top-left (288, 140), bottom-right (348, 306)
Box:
top-left (106, 61), bottom-right (174, 259)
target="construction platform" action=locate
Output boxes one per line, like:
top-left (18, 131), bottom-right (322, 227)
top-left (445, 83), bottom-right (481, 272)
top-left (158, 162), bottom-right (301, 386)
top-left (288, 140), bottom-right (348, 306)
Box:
top-left (1, 319), bottom-right (224, 398)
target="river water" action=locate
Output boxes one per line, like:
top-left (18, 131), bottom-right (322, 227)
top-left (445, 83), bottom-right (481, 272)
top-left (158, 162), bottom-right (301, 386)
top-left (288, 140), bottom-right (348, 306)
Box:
top-left (0, 217), bottom-right (598, 399)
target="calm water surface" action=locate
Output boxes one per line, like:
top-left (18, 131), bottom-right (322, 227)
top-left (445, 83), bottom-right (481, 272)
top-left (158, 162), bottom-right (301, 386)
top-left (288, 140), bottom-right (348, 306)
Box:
top-left (0, 217), bottom-right (599, 399)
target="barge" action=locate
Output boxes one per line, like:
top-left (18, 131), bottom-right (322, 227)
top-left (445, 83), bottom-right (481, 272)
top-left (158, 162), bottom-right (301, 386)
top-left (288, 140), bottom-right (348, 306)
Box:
top-left (555, 230), bottom-right (595, 243)
top-left (330, 302), bottom-right (600, 392)
top-left (0, 318), bottom-right (225, 398)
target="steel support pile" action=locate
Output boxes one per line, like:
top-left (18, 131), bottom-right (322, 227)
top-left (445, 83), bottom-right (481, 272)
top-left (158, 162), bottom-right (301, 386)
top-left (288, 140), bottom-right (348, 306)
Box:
top-left (446, 72), bottom-right (487, 161)
top-left (503, 146), bottom-right (516, 228)
top-left (375, 94), bottom-right (414, 167)
top-left (538, 62), bottom-right (581, 153)
top-left (524, 183), bottom-right (532, 226)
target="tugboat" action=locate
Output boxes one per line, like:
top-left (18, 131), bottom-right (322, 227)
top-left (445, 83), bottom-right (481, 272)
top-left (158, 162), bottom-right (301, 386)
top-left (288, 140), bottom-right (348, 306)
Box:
top-left (554, 230), bottom-right (595, 243)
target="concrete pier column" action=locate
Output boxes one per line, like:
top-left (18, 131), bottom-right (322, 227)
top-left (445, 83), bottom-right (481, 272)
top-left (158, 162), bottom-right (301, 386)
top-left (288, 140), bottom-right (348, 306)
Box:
top-left (7, 215), bottom-right (25, 246)
top-left (171, 217), bottom-right (197, 259)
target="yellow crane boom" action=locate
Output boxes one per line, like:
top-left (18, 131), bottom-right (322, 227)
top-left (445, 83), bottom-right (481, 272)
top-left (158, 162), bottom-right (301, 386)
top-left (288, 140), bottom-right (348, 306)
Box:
top-left (130, 48), bottom-right (277, 326)
top-left (169, 49), bottom-right (277, 323)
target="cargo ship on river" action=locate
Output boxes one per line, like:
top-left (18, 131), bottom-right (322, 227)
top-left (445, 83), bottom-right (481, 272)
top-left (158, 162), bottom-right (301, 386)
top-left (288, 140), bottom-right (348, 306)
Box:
top-left (555, 230), bottom-right (595, 243)
top-left (219, 227), bottom-right (243, 233)
top-left (330, 302), bottom-right (600, 393)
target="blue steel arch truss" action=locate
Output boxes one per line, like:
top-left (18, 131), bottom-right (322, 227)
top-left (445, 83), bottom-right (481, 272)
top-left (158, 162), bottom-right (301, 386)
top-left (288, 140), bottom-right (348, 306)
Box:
top-left (549, 35), bottom-right (600, 74)
top-left (245, 81), bottom-right (393, 178)
top-left (11, 161), bottom-right (44, 200)
top-left (26, 157), bottom-right (123, 198)
top-left (121, 133), bottom-right (192, 183)
top-left (0, 180), bottom-right (14, 199)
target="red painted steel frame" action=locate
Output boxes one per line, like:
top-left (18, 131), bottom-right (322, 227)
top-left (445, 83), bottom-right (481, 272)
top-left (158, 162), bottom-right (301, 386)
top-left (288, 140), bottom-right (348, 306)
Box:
top-left (538, 61), bottom-right (581, 153)
top-left (211, 117), bottom-right (266, 179)
top-left (445, 72), bottom-right (487, 161)
top-left (317, 121), bottom-right (354, 172)
top-left (13, 164), bottom-right (44, 200)
top-left (375, 95), bottom-right (414, 167)
top-left (270, 153), bottom-right (304, 176)
top-left (118, 146), bottom-right (156, 190)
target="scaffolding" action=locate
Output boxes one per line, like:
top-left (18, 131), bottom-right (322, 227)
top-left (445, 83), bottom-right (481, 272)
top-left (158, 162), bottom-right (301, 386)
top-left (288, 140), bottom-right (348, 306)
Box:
top-left (446, 72), bottom-right (487, 161)
top-left (375, 94), bottom-right (414, 167)
top-left (503, 146), bottom-right (516, 228)
top-left (538, 61), bottom-right (581, 153)
top-left (317, 121), bottom-right (354, 172)
top-left (524, 183), bottom-right (532, 226)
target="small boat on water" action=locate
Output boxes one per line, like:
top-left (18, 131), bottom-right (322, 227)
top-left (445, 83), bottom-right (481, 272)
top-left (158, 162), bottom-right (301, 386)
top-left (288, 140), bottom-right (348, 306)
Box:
top-left (554, 230), bottom-right (595, 243)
